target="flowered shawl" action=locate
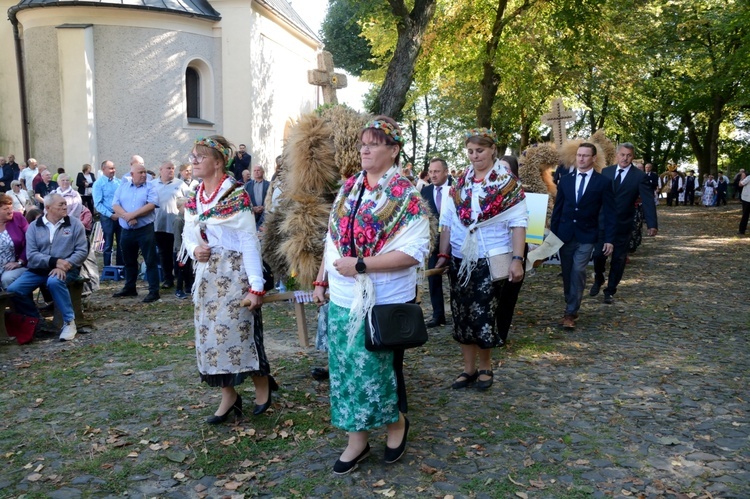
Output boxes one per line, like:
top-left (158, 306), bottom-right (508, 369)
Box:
top-left (449, 159), bottom-right (527, 283)
top-left (328, 165), bottom-right (430, 343)
top-left (178, 178), bottom-right (254, 264)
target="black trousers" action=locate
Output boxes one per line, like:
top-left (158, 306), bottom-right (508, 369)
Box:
top-left (154, 231), bottom-right (175, 284)
top-left (667, 190), bottom-right (680, 206)
top-left (426, 249), bottom-right (446, 321)
top-left (740, 200), bottom-right (750, 234)
top-left (685, 189), bottom-right (695, 205)
top-left (593, 234), bottom-right (629, 296)
top-left (175, 257), bottom-right (194, 293)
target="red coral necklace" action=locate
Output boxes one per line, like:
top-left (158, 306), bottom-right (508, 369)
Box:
top-left (199, 174), bottom-right (228, 204)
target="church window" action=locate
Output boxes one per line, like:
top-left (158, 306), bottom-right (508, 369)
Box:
top-left (186, 67), bottom-right (200, 119)
top-left (185, 60), bottom-right (214, 126)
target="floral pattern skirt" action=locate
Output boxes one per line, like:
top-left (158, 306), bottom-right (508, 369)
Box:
top-left (194, 248), bottom-right (269, 387)
top-left (448, 256), bottom-right (509, 349)
top-left (327, 302), bottom-right (400, 432)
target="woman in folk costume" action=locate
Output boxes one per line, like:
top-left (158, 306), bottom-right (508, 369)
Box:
top-left (312, 117), bottom-right (430, 475)
top-left (181, 136), bottom-right (277, 424)
top-left (702, 175), bottom-right (717, 207)
top-left (435, 128), bottom-right (528, 391)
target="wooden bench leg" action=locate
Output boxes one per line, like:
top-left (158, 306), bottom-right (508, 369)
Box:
top-left (293, 302), bottom-right (309, 348)
top-left (53, 282), bottom-right (85, 328)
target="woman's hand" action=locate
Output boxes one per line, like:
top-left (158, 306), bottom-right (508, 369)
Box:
top-left (312, 286), bottom-right (327, 306)
top-left (4, 262), bottom-right (21, 271)
top-left (435, 256), bottom-right (448, 269)
top-left (332, 257), bottom-right (357, 277)
top-left (507, 259), bottom-right (524, 283)
top-left (194, 243), bottom-right (212, 263)
top-left (243, 292), bottom-right (263, 310)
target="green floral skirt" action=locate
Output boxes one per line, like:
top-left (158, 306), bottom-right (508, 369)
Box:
top-left (327, 302), bottom-right (400, 432)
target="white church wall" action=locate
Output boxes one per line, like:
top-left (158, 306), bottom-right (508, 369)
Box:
top-left (22, 25), bottom-right (65, 170)
top-left (0, 0), bottom-right (24, 157)
top-left (92, 24), bottom-right (222, 174)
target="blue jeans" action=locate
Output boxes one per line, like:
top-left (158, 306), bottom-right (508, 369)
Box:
top-left (120, 223), bottom-right (159, 295)
top-left (8, 269), bottom-right (80, 323)
top-left (100, 215), bottom-right (122, 266)
top-left (560, 238), bottom-right (594, 316)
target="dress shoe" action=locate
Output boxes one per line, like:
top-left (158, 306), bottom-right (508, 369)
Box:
top-left (451, 371), bottom-right (478, 389)
top-left (113, 289), bottom-right (138, 298)
top-left (311, 367), bottom-right (330, 381)
top-left (425, 317), bottom-right (447, 328)
top-left (384, 417), bottom-right (409, 463)
top-left (142, 293), bottom-right (160, 303)
top-left (562, 315), bottom-right (576, 329)
top-left (589, 279), bottom-right (604, 297)
top-left (206, 394), bottom-right (242, 424)
top-left (333, 443), bottom-right (370, 475)
top-left (253, 375), bottom-right (279, 415)
top-left (475, 370), bottom-right (494, 391)
top-left (603, 293), bottom-right (614, 304)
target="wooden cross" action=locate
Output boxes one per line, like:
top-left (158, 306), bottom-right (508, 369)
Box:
top-left (541, 98), bottom-right (575, 148)
top-left (307, 51), bottom-right (348, 105)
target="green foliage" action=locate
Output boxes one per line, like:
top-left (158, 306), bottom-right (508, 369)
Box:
top-left (321, 0), bottom-right (380, 76)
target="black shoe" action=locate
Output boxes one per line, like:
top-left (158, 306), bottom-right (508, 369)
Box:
top-left (253, 375), bottom-right (279, 415)
top-left (425, 317), bottom-right (447, 328)
top-left (311, 367), bottom-right (330, 381)
top-left (113, 289), bottom-right (138, 298)
top-left (161, 281), bottom-right (174, 289)
top-left (384, 417), bottom-right (409, 464)
top-left (451, 371), bottom-right (478, 389)
top-left (333, 443), bottom-right (371, 475)
top-left (589, 279), bottom-right (604, 297)
top-left (206, 394), bottom-right (242, 424)
top-left (603, 293), bottom-right (614, 304)
top-left (142, 293), bottom-right (160, 303)
top-left (475, 370), bottom-right (494, 391)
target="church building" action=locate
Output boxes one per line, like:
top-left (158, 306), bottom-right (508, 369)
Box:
top-left (0, 0), bottom-right (322, 175)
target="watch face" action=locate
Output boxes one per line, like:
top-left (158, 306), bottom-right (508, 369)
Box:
top-left (356, 259), bottom-right (366, 273)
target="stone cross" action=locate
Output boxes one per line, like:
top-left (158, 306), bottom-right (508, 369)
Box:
top-left (541, 98), bottom-right (575, 148)
top-left (307, 51), bottom-right (348, 105)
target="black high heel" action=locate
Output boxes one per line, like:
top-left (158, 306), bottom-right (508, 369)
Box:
top-left (253, 375), bottom-right (278, 415)
top-left (206, 394), bottom-right (242, 425)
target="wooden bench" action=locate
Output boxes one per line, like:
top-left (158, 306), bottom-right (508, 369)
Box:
top-left (52, 277), bottom-right (90, 328)
top-left (0, 291), bottom-right (14, 341)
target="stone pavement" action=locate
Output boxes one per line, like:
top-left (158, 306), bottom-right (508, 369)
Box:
top-left (1, 204), bottom-right (748, 498)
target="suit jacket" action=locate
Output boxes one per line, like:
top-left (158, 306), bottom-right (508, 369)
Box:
top-left (644, 171), bottom-right (659, 191)
top-left (600, 164), bottom-right (658, 237)
top-left (0, 164), bottom-right (14, 192)
top-left (554, 164), bottom-right (575, 185)
top-left (421, 179), bottom-right (453, 252)
top-left (245, 179), bottom-right (270, 225)
top-left (551, 170), bottom-right (615, 245)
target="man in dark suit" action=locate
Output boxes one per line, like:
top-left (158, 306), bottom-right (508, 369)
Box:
top-left (590, 143), bottom-right (658, 304)
top-left (644, 163), bottom-right (659, 202)
top-left (551, 143), bottom-right (615, 329)
top-left (553, 163), bottom-right (575, 186)
top-left (421, 157), bottom-right (452, 328)
top-left (244, 165), bottom-right (270, 228)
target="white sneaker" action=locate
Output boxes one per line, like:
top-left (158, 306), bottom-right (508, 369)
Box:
top-left (59, 321), bottom-right (77, 341)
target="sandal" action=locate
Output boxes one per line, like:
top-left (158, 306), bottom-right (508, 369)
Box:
top-left (475, 369), bottom-right (494, 391)
top-left (451, 371), bottom-right (479, 389)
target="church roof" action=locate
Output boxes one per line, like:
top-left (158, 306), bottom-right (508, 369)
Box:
top-left (9, 0), bottom-right (221, 21)
top-left (255, 0), bottom-right (319, 43)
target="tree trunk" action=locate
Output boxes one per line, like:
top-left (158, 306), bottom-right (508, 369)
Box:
top-left (375, 0), bottom-right (437, 119)
top-left (476, 0), bottom-right (509, 127)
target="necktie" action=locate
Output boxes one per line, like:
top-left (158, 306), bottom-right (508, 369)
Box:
top-left (435, 186), bottom-right (442, 213)
top-left (614, 169), bottom-right (624, 190)
top-left (577, 173), bottom-right (586, 203)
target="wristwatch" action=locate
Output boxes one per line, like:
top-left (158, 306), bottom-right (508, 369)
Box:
top-left (511, 255), bottom-right (525, 264)
top-left (355, 257), bottom-right (367, 274)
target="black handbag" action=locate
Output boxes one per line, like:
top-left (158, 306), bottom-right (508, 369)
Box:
top-left (364, 303), bottom-right (428, 351)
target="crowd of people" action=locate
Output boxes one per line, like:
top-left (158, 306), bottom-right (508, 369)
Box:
top-left (3, 118), bottom-right (747, 477)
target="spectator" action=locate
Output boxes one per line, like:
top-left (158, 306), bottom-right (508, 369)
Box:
top-left (415, 170), bottom-right (429, 191)
top-left (7, 193), bottom-right (88, 341)
top-left (245, 165), bottom-right (269, 228)
top-left (716, 174), bottom-right (728, 206)
top-left (733, 169), bottom-right (745, 199)
top-left (32, 164), bottom-right (49, 190)
top-left (92, 160), bottom-right (123, 266)
top-left (52, 167), bottom-right (65, 183)
top-left (34, 170), bottom-right (58, 208)
top-left (76, 164), bottom-right (96, 214)
top-left (232, 143), bottom-right (252, 181)
top-left (55, 174), bottom-right (83, 219)
top-left (112, 161), bottom-right (161, 303)
top-left (9, 180), bottom-right (32, 214)
top-left (19, 158), bottom-right (38, 192)
top-left (172, 197), bottom-right (192, 299)
top-left (7, 155), bottom-right (20, 181)
top-left (152, 161), bottom-right (191, 289)
top-left (0, 156), bottom-right (12, 193)
top-left (0, 193), bottom-right (29, 289)
top-left (178, 163), bottom-right (199, 189)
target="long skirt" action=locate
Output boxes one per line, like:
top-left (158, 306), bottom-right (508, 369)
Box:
top-left (448, 256), bottom-right (510, 349)
top-left (194, 248), bottom-right (269, 387)
top-left (327, 302), bottom-right (400, 432)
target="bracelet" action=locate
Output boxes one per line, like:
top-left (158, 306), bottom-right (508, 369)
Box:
top-left (247, 288), bottom-right (266, 296)
top-left (312, 280), bottom-right (329, 288)
top-left (437, 253), bottom-right (450, 259)
top-left (511, 256), bottom-right (525, 263)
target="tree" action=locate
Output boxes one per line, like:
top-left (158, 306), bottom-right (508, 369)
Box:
top-left (321, 0), bottom-right (378, 76)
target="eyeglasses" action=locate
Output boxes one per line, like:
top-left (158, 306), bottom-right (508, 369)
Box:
top-left (358, 142), bottom-right (387, 151)
top-left (188, 153), bottom-right (206, 164)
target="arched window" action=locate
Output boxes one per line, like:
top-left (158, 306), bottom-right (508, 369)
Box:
top-left (186, 67), bottom-right (200, 119)
top-left (185, 59), bottom-right (214, 125)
